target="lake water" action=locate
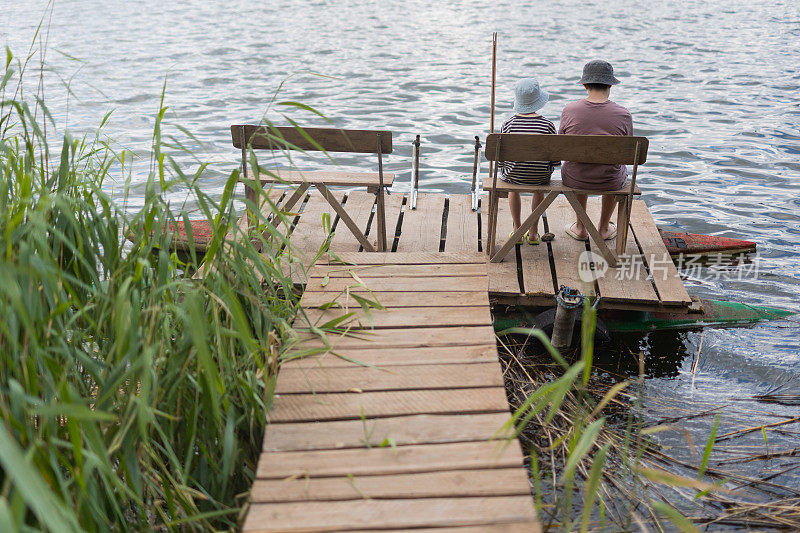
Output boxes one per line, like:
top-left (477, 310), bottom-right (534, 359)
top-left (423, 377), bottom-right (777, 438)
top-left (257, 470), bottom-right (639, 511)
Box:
top-left (3, 0), bottom-right (799, 512)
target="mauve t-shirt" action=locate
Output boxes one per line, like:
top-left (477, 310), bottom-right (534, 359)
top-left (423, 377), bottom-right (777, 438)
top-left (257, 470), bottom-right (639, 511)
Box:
top-left (558, 99), bottom-right (633, 190)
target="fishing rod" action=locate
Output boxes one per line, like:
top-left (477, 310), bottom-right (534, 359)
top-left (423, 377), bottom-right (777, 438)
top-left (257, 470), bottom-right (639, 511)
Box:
top-left (486, 32), bottom-right (498, 251)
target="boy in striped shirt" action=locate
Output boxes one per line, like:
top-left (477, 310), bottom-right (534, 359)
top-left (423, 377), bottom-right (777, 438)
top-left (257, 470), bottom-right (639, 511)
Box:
top-left (499, 78), bottom-right (559, 244)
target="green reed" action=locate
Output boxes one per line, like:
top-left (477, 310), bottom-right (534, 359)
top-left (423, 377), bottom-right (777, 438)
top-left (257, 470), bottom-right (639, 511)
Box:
top-left (499, 299), bottom-right (800, 531)
top-left (0, 49), bottom-right (304, 531)
top-left (498, 302), bottom-right (713, 532)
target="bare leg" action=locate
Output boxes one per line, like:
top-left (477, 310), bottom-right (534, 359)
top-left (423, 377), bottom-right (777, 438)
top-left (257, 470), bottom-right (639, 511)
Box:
top-left (598, 194), bottom-right (617, 238)
top-left (509, 192), bottom-right (521, 231)
top-left (529, 192), bottom-right (544, 236)
top-left (571, 193), bottom-right (589, 239)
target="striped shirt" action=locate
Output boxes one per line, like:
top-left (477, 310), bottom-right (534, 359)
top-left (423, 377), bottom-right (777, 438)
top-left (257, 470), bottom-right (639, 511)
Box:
top-left (498, 114), bottom-right (559, 185)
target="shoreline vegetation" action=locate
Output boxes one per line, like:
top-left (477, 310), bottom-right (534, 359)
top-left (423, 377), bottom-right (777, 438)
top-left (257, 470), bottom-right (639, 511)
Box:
top-left (0, 45), bottom-right (314, 530)
top-left (499, 314), bottom-right (800, 531)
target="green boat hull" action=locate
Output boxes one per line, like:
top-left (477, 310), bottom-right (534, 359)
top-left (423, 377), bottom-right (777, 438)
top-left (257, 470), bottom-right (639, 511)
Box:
top-left (493, 299), bottom-right (795, 334)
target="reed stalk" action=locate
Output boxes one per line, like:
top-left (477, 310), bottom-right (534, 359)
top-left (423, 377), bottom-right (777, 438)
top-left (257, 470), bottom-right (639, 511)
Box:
top-left (0, 47), bottom-right (315, 531)
top-left (497, 300), bottom-right (800, 531)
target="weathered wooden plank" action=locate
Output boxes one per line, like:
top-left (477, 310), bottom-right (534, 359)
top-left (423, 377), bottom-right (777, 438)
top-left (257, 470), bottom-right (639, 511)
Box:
top-left (300, 290), bottom-right (490, 308)
top-left (328, 191), bottom-right (376, 252)
top-left (585, 198), bottom-right (659, 304)
top-left (280, 345), bottom-right (498, 369)
top-left (543, 196), bottom-right (596, 295)
top-left (484, 133), bottom-right (648, 164)
top-left (396, 193), bottom-right (446, 252)
top-left (294, 325), bottom-right (497, 349)
top-left (297, 305), bottom-right (492, 329)
top-left (264, 413), bottom-right (515, 452)
top-left (481, 198), bottom-right (522, 295)
top-left (275, 362), bottom-right (503, 394)
top-left (250, 468), bottom-right (532, 503)
top-left (444, 194), bottom-right (480, 253)
top-left (308, 263), bottom-right (487, 279)
top-left (268, 387), bottom-right (509, 422)
top-left (629, 200), bottom-right (692, 307)
top-left (232, 125), bottom-right (393, 154)
top-left (256, 441), bottom-right (524, 479)
top-left (303, 275), bottom-right (488, 293)
top-left (242, 496), bottom-right (536, 532)
top-left (321, 251), bottom-right (486, 265)
top-left (256, 169), bottom-right (396, 187)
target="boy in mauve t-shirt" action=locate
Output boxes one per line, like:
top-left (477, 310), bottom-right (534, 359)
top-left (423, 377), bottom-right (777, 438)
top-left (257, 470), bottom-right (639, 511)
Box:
top-left (559, 60), bottom-right (633, 241)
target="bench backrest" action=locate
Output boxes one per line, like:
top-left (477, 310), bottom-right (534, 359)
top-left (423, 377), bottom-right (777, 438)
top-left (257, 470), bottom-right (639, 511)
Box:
top-left (230, 125), bottom-right (392, 154)
top-left (484, 133), bottom-right (648, 165)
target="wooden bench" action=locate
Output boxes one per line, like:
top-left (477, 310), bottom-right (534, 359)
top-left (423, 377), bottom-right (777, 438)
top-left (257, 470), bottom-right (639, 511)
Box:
top-left (231, 125), bottom-right (394, 252)
top-left (484, 133), bottom-right (648, 267)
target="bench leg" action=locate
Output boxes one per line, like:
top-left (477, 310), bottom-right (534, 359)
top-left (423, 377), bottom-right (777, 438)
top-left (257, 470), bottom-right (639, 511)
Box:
top-left (376, 186), bottom-right (387, 252)
top-left (490, 191), bottom-right (559, 263)
top-left (316, 183), bottom-right (376, 252)
top-left (487, 191), bottom-right (499, 257)
top-left (616, 197), bottom-right (628, 256)
top-left (273, 182), bottom-right (309, 231)
top-left (563, 191), bottom-right (619, 268)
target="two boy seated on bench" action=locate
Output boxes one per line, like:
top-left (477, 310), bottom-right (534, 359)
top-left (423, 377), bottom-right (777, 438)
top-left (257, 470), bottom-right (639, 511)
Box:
top-left (499, 60), bottom-right (632, 244)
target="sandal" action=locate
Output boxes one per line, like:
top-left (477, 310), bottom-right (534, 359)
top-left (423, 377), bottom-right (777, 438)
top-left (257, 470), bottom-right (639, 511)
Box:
top-left (525, 231), bottom-right (540, 245)
top-left (565, 223), bottom-right (589, 242)
top-left (603, 223), bottom-right (617, 240)
top-left (509, 230), bottom-right (524, 245)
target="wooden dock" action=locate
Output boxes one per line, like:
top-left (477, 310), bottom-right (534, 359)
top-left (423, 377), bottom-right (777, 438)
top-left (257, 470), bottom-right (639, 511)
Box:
top-left (240, 186), bottom-right (693, 531)
top-left (274, 188), bottom-right (690, 312)
top-left (243, 252), bottom-right (539, 532)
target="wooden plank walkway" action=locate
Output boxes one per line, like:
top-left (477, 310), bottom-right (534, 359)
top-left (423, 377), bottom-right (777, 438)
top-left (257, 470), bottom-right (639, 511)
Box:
top-left (264, 188), bottom-right (690, 311)
top-left (243, 253), bottom-right (539, 532)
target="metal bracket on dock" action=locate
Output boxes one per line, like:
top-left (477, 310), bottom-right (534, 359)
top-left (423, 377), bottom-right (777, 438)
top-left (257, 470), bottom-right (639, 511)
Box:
top-left (410, 135), bottom-right (420, 210)
top-left (471, 136), bottom-right (481, 211)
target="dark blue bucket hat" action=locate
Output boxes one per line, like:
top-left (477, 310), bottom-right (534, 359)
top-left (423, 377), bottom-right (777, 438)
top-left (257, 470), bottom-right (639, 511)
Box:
top-left (578, 60), bottom-right (621, 85)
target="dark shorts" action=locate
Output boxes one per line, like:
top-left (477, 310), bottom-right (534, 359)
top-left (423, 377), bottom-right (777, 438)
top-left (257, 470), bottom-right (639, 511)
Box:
top-left (499, 175), bottom-right (552, 186)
